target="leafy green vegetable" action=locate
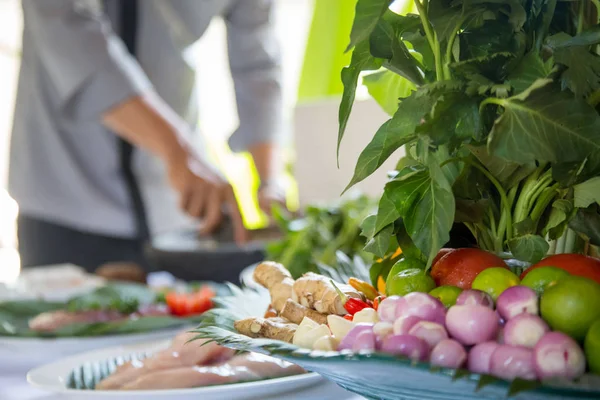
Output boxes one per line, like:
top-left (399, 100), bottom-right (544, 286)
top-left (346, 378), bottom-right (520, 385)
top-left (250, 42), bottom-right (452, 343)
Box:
top-left (486, 79), bottom-right (600, 164)
top-left (507, 234), bottom-right (550, 264)
top-left (265, 195), bottom-right (375, 278)
top-left (338, 1), bottom-right (600, 267)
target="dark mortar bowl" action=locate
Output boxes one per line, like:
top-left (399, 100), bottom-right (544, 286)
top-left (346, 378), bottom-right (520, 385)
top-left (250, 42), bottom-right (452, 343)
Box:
top-left (145, 225), bottom-right (281, 285)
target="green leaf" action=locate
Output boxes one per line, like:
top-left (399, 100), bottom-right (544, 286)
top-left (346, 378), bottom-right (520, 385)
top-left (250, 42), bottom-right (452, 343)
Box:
top-left (363, 70), bottom-right (416, 115)
top-left (375, 188), bottom-right (401, 233)
top-left (364, 225), bottom-right (394, 258)
top-left (422, 92), bottom-right (481, 150)
top-left (468, 145), bottom-right (537, 188)
top-left (547, 27), bottom-right (600, 49)
top-left (345, 91), bottom-right (437, 190)
top-left (543, 199), bottom-right (575, 239)
top-left (507, 234), bottom-right (550, 264)
top-left (507, 378), bottom-right (542, 397)
top-left (486, 79), bottom-right (600, 164)
top-left (507, 52), bottom-right (554, 94)
top-left (574, 177), bottom-right (600, 208)
top-left (347, 0), bottom-right (391, 51)
top-left (338, 40), bottom-right (384, 163)
top-left (555, 44), bottom-right (600, 98)
top-left (513, 217), bottom-right (536, 236)
top-left (369, 16), bottom-right (425, 85)
top-left (361, 214), bottom-right (377, 240)
top-left (428, 0), bottom-right (464, 43)
top-left (388, 160), bottom-right (455, 267)
top-left (569, 205), bottom-right (600, 246)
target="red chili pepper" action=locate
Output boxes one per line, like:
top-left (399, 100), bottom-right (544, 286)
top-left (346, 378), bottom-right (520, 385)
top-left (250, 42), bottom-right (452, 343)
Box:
top-left (344, 298), bottom-right (371, 315)
top-left (373, 295), bottom-right (386, 311)
top-left (343, 314), bottom-right (354, 321)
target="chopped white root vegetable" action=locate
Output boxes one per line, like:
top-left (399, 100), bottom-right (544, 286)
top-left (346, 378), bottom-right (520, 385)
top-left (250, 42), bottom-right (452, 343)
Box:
top-left (327, 315), bottom-right (356, 341)
top-left (293, 323), bottom-right (331, 349)
top-left (313, 335), bottom-right (338, 351)
top-left (373, 321), bottom-right (394, 338)
top-left (353, 308), bottom-right (379, 324)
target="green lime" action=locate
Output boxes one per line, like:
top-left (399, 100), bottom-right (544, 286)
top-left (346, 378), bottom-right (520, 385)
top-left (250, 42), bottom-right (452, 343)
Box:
top-left (388, 257), bottom-right (426, 276)
top-left (471, 267), bottom-right (520, 300)
top-left (585, 319), bottom-right (600, 374)
top-left (429, 285), bottom-right (463, 308)
top-left (541, 276), bottom-right (600, 342)
top-left (521, 266), bottom-right (570, 296)
top-left (386, 268), bottom-right (435, 296)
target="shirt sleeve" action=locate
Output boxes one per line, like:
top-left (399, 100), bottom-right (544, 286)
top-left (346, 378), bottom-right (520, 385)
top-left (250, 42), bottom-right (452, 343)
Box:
top-left (21, 0), bottom-right (152, 119)
top-left (224, 0), bottom-right (285, 152)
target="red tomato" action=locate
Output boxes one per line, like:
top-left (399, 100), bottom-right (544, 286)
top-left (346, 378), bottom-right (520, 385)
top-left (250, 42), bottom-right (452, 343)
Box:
top-left (432, 248), bottom-right (456, 268)
top-left (431, 248), bottom-right (508, 289)
top-left (165, 286), bottom-right (215, 316)
top-left (521, 254), bottom-right (600, 284)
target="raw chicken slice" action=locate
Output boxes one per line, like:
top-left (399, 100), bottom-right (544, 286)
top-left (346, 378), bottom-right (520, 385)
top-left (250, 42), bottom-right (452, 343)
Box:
top-left (120, 353), bottom-right (305, 391)
top-left (226, 352), bottom-right (305, 376)
top-left (28, 310), bottom-right (123, 332)
top-left (96, 337), bottom-right (235, 390)
top-left (28, 305), bottom-right (170, 333)
top-left (120, 365), bottom-right (249, 390)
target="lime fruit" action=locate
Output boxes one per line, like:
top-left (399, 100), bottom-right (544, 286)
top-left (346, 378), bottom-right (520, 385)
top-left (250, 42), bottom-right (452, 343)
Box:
top-left (429, 285), bottom-right (463, 308)
top-left (386, 268), bottom-right (435, 296)
top-left (585, 319), bottom-right (600, 374)
top-left (388, 257), bottom-right (426, 276)
top-left (521, 266), bottom-right (570, 296)
top-left (471, 267), bottom-right (520, 301)
top-left (541, 276), bottom-right (600, 341)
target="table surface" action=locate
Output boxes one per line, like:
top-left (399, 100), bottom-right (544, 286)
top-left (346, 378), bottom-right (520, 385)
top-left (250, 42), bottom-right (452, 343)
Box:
top-left (0, 366), bottom-right (364, 400)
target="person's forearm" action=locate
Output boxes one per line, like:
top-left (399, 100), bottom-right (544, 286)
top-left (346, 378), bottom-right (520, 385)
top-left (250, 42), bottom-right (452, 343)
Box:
top-left (249, 142), bottom-right (282, 185)
top-left (102, 93), bottom-right (188, 164)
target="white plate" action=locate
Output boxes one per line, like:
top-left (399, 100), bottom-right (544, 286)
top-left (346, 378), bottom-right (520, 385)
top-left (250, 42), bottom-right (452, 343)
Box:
top-left (0, 327), bottom-right (187, 369)
top-left (27, 339), bottom-right (323, 400)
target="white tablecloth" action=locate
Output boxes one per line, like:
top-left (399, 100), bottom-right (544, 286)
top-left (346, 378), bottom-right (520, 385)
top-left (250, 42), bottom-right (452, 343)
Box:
top-left (0, 367), bottom-right (364, 400)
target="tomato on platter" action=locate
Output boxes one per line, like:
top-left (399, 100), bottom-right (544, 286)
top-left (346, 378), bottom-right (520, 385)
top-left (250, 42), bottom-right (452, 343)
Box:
top-left (431, 248), bottom-right (508, 289)
top-left (166, 285), bottom-right (215, 317)
top-left (521, 254), bottom-right (600, 284)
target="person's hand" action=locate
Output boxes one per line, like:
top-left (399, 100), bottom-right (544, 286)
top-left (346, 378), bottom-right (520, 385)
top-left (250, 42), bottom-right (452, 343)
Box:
top-left (257, 180), bottom-right (287, 217)
top-left (166, 148), bottom-right (248, 245)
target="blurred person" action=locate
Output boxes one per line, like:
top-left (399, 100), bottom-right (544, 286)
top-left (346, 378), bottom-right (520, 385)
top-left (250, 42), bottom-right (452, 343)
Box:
top-left (9, 0), bottom-right (286, 272)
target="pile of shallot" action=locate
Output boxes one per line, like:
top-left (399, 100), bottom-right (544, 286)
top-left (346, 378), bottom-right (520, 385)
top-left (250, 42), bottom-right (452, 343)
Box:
top-left (299, 288), bottom-right (586, 382)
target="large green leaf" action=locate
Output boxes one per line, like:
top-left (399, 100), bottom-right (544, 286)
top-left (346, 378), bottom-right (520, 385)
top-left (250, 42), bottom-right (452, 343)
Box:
top-left (554, 44), bottom-right (600, 97)
top-left (363, 70), bottom-right (415, 115)
top-left (345, 91), bottom-right (437, 190)
top-left (338, 40), bottom-right (384, 163)
top-left (507, 52), bottom-right (554, 94)
top-left (574, 177), bottom-right (600, 208)
top-left (368, 16), bottom-right (424, 85)
top-left (486, 79), bottom-right (600, 164)
top-left (347, 0), bottom-right (391, 51)
top-left (364, 224), bottom-right (395, 258)
top-left (386, 162), bottom-right (455, 267)
top-left (507, 234), bottom-right (550, 264)
top-left (375, 188), bottom-right (401, 233)
top-left (543, 199), bottom-right (575, 240)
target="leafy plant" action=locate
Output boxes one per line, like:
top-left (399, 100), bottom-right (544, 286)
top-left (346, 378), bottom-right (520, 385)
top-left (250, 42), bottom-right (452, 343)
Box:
top-left (339, 0), bottom-right (600, 271)
top-left (265, 194), bottom-right (375, 278)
